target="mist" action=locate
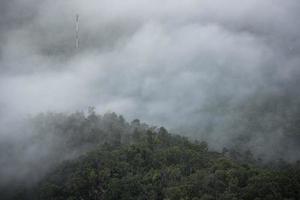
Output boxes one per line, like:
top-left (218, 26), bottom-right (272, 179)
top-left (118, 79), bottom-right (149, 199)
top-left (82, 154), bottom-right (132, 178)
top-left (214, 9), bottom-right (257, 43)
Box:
top-left (1, 0), bottom-right (300, 184)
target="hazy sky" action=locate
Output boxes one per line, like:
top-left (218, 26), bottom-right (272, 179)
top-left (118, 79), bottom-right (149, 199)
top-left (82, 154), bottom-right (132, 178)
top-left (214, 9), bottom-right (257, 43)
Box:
top-left (0, 0), bottom-right (300, 147)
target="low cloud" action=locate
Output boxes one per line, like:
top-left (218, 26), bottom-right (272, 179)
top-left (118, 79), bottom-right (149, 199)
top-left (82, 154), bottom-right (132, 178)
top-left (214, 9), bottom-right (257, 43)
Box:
top-left (0, 0), bottom-right (300, 162)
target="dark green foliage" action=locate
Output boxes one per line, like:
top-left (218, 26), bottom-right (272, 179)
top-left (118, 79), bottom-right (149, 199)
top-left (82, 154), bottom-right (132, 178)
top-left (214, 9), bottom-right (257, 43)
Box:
top-left (24, 134), bottom-right (300, 199)
top-left (34, 137), bottom-right (299, 200)
top-left (1, 112), bottom-right (300, 200)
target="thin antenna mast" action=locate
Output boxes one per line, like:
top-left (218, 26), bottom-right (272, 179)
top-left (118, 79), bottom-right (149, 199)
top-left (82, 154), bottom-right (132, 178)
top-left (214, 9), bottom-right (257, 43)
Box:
top-left (75, 14), bottom-right (79, 49)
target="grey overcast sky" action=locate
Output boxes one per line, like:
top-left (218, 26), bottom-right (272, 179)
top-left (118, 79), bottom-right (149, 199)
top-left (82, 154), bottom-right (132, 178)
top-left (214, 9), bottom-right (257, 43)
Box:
top-left (0, 0), bottom-right (300, 158)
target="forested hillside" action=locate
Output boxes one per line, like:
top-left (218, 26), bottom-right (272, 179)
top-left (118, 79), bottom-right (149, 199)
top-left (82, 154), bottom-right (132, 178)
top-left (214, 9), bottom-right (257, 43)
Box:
top-left (1, 110), bottom-right (299, 200)
top-left (1, 1), bottom-right (300, 200)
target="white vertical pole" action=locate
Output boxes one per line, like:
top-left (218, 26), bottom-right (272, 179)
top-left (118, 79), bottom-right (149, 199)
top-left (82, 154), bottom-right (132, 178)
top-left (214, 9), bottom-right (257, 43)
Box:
top-left (75, 14), bottom-right (79, 49)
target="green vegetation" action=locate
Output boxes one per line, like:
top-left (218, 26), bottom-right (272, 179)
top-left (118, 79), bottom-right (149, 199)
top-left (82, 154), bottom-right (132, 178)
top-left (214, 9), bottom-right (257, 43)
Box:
top-left (1, 110), bottom-right (300, 200)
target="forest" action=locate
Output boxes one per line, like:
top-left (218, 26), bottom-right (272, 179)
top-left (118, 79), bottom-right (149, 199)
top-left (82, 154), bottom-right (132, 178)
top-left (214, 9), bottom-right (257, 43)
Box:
top-left (1, 1), bottom-right (300, 200)
top-left (1, 109), bottom-right (299, 200)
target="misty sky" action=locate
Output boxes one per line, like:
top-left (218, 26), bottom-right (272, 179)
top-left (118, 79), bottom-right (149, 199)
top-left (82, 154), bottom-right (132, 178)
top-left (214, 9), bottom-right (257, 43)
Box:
top-left (1, 0), bottom-right (300, 139)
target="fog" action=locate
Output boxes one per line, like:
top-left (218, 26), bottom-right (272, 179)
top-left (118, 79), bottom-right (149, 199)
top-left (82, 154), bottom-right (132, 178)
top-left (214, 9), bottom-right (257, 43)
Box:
top-left (1, 0), bottom-right (300, 180)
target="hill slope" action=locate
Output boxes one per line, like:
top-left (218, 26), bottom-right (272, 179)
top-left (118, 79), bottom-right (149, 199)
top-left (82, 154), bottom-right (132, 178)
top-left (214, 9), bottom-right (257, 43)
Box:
top-left (7, 128), bottom-right (300, 200)
top-left (1, 111), bottom-right (300, 200)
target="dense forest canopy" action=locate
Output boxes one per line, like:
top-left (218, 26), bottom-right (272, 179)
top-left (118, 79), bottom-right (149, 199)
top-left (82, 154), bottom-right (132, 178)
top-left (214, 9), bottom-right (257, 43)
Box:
top-left (1, 0), bottom-right (300, 199)
top-left (1, 111), bottom-right (300, 200)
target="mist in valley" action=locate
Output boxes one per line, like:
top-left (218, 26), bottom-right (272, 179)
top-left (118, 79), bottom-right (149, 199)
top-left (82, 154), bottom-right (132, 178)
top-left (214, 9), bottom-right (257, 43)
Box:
top-left (1, 0), bottom-right (300, 188)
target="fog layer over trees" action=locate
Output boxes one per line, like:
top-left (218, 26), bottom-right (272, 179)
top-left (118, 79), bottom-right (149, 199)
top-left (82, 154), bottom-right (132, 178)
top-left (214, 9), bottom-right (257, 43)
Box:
top-left (0, 1), bottom-right (300, 197)
top-left (1, 111), bottom-right (300, 200)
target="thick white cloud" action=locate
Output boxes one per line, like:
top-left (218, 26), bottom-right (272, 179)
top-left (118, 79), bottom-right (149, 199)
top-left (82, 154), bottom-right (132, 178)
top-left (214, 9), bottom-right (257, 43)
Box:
top-left (0, 0), bottom-right (300, 159)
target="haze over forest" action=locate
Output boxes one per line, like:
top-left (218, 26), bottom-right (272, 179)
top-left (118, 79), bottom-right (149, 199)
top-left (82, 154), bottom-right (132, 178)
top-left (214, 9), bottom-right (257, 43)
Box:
top-left (0, 1), bottom-right (300, 198)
